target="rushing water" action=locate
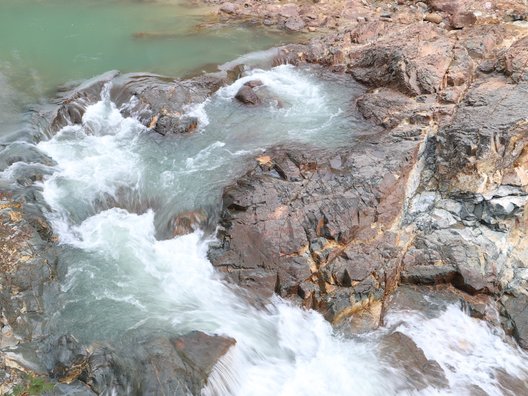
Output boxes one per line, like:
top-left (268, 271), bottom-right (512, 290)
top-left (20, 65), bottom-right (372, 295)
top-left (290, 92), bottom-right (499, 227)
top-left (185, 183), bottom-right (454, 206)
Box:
top-left (2, 66), bottom-right (528, 394)
top-left (1, 1), bottom-right (528, 395)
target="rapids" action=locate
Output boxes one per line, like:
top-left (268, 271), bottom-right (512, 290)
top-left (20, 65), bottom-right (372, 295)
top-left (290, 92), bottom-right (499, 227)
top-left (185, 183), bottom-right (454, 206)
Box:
top-left (2, 64), bottom-right (528, 394)
top-left (1, 1), bottom-right (528, 393)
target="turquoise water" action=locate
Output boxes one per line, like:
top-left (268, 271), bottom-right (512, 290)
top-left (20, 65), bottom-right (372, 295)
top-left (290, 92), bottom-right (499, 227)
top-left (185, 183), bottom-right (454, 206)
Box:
top-left (0, 0), bottom-right (296, 98)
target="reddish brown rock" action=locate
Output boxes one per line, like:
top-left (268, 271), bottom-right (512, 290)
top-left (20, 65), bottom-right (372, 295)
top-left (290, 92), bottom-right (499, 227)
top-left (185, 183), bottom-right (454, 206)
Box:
top-left (170, 210), bottom-right (208, 237)
top-left (348, 24), bottom-right (455, 95)
top-left (426, 0), bottom-right (461, 14)
top-left (356, 88), bottom-right (447, 129)
top-left (424, 12), bottom-right (444, 24)
top-left (380, 331), bottom-right (448, 390)
top-left (497, 35), bottom-right (528, 82)
top-left (209, 130), bottom-right (420, 323)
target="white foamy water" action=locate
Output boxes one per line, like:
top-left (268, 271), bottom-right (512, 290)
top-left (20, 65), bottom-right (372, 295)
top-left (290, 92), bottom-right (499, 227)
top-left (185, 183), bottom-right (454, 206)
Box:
top-left (18, 66), bottom-right (528, 394)
top-left (384, 305), bottom-right (528, 396)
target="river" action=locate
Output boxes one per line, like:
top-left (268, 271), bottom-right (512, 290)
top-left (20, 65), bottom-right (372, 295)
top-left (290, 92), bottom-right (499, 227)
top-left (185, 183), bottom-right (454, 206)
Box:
top-left (1, 1), bottom-right (528, 395)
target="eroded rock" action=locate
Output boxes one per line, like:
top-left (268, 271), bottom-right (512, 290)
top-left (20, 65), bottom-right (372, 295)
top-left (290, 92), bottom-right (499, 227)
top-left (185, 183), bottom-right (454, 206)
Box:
top-left (235, 85), bottom-right (261, 105)
top-left (209, 131), bottom-right (420, 324)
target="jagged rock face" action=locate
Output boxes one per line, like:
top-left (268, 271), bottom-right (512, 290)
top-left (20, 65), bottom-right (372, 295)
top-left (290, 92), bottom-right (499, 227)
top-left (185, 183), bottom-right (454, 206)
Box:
top-left (348, 24), bottom-right (455, 96)
top-left (403, 75), bottom-right (528, 295)
top-left (209, 131), bottom-right (420, 325)
top-left (208, 8), bottom-right (528, 344)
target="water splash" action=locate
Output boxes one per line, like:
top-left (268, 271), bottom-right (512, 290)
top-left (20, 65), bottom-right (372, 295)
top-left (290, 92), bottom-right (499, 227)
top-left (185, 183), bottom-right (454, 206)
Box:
top-left (12, 65), bottom-right (528, 395)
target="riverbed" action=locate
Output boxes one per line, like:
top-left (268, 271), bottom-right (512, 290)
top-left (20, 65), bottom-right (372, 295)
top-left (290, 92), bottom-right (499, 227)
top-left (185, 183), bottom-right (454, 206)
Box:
top-left (1, 1), bottom-right (528, 395)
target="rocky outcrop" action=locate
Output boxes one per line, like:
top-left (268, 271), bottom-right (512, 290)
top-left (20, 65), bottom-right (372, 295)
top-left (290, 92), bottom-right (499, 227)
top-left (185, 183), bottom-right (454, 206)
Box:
top-left (203, 0), bottom-right (527, 34)
top-left (209, 128), bottom-right (422, 325)
top-left (46, 66), bottom-right (245, 137)
top-left (3, 4), bottom-right (528, 395)
top-left (0, 189), bottom-right (60, 393)
top-left (46, 331), bottom-right (235, 395)
top-left (205, 0), bottom-right (528, 343)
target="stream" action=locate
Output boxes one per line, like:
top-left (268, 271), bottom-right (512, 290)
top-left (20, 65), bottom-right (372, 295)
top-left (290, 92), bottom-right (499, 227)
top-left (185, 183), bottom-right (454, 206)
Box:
top-left (1, 1), bottom-right (528, 395)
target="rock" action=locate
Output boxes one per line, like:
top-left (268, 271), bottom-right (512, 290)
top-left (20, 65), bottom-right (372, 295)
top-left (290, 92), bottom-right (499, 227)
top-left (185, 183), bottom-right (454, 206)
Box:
top-left (170, 209), bottom-right (208, 237)
top-left (278, 4), bottom-right (300, 19)
top-left (234, 85), bottom-right (261, 105)
top-left (209, 125), bottom-right (420, 323)
top-left (426, 0), bottom-right (461, 14)
top-left (458, 25), bottom-right (508, 60)
top-left (48, 70), bottom-right (119, 132)
top-left (356, 88), bottom-right (443, 129)
top-left (348, 24), bottom-right (455, 95)
top-left (380, 331), bottom-right (448, 390)
top-left (137, 332), bottom-right (235, 395)
top-left (496, 36), bottom-right (528, 83)
top-left (48, 332), bottom-right (235, 395)
top-left (285, 16), bottom-right (305, 31)
top-left (152, 114), bottom-right (198, 136)
top-left (50, 335), bottom-right (89, 384)
top-left (450, 12), bottom-right (477, 29)
top-left (219, 2), bottom-right (236, 14)
top-left (501, 294), bottom-right (528, 349)
top-left (46, 69), bottom-right (233, 137)
top-left (243, 79), bottom-right (263, 88)
top-left (424, 13), bottom-right (443, 24)
top-left (82, 344), bottom-right (133, 394)
top-left (349, 21), bottom-right (389, 44)
top-left (401, 262), bottom-right (461, 287)
top-left (402, 73), bottom-right (528, 299)
top-left (445, 46), bottom-right (475, 88)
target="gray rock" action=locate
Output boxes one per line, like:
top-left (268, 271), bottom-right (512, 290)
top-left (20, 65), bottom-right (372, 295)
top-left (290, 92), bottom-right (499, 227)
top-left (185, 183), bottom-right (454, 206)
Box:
top-left (501, 294), bottom-right (528, 349)
top-left (234, 85), bottom-right (261, 105)
top-left (153, 115), bottom-right (198, 136)
top-left (380, 331), bottom-right (448, 390)
top-left (219, 2), bottom-right (236, 15)
top-left (285, 17), bottom-right (305, 32)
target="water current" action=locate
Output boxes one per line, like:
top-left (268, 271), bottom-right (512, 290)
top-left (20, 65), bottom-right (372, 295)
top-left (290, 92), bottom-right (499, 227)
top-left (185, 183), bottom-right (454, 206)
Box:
top-left (1, 1), bottom-right (528, 395)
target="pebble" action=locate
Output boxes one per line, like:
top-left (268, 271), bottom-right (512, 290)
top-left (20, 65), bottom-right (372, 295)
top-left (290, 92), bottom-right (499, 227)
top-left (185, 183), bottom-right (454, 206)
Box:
top-left (424, 12), bottom-right (443, 24)
top-left (416, 2), bottom-right (428, 11)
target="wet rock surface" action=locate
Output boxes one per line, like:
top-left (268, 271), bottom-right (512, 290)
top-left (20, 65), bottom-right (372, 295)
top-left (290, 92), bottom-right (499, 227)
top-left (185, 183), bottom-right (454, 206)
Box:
top-left (45, 66), bottom-right (244, 136)
top-left (3, 0), bottom-right (528, 393)
top-left (0, 189), bottom-right (61, 394)
top-left (209, 133), bottom-right (421, 325)
top-left (380, 331), bottom-right (448, 391)
top-left (202, 0), bottom-right (528, 344)
top-left (44, 331), bottom-right (235, 395)
top-left (235, 84), bottom-right (261, 105)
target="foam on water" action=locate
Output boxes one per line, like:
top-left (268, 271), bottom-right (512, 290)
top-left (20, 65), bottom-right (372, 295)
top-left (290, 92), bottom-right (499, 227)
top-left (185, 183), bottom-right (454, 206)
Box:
top-left (15, 66), bottom-right (528, 394)
top-left (64, 205), bottom-right (399, 396)
top-left (384, 305), bottom-right (528, 395)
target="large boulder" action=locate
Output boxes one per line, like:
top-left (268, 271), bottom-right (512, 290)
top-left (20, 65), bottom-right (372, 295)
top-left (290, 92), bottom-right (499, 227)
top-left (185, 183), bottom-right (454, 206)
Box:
top-left (47, 331), bottom-right (235, 395)
top-left (209, 129), bottom-right (421, 325)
